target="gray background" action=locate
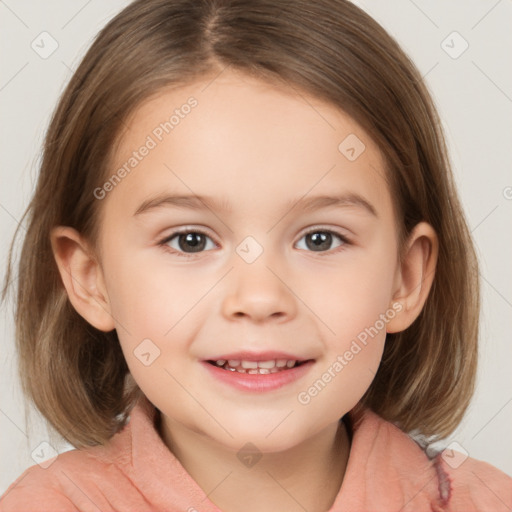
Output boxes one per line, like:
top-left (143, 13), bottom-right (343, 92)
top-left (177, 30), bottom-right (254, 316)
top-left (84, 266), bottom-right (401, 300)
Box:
top-left (1, 0), bottom-right (511, 495)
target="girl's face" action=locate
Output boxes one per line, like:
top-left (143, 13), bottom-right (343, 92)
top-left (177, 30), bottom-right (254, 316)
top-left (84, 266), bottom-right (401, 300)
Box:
top-left (95, 70), bottom-right (402, 452)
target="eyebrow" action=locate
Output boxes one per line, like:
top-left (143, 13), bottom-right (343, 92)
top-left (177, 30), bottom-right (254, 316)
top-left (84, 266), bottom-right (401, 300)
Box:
top-left (133, 192), bottom-right (378, 218)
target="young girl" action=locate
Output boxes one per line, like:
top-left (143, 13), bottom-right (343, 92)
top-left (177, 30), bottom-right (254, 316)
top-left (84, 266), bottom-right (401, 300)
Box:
top-left (1, 0), bottom-right (511, 510)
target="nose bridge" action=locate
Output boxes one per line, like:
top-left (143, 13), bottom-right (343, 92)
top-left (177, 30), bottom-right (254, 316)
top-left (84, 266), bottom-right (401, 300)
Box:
top-left (221, 237), bottom-right (297, 322)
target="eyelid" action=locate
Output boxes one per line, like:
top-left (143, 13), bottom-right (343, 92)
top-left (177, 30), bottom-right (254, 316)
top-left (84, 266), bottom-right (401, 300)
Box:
top-left (301, 224), bottom-right (348, 235)
top-left (158, 226), bottom-right (219, 257)
top-left (295, 226), bottom-right (352, 254)
top-left (159, 225), bottom-right (217, 243)
top-left (158, 224), bottom-right (353, 259)
top-left (299, 225), bottom-right (352, 242)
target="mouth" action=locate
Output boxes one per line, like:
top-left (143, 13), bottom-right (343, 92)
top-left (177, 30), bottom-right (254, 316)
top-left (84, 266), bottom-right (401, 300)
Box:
top-left (206, 358), bottom-right (311, 374)
top-left (202, 352), bottom-right (315, 392)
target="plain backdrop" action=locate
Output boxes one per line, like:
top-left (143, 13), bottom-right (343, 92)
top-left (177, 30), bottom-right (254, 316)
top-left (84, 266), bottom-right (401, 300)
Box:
top-left (1, 0), bottom-right (511, 495)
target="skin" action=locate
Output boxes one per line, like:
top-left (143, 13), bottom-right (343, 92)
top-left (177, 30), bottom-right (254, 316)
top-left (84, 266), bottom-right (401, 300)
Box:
top-left (51, 69), bottom-right (438, 512)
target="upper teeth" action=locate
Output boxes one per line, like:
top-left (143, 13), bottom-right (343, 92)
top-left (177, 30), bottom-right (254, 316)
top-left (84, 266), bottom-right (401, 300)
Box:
top-left (214, 359), bottom-right (299, 373)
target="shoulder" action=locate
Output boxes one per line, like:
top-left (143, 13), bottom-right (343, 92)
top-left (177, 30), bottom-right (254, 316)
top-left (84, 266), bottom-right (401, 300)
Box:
top-left (0, 444), bottom-right (126, 512)
top-left (0, 419), bottom-right (138, 512)
top-left (343, 407), bottom-right (512, 511)
top-left (432, 450), bottom-right (512, 511)
top-left (0, 398), bottom-right (169, 512)
top-left (374, 410), bottom-right (512, 511)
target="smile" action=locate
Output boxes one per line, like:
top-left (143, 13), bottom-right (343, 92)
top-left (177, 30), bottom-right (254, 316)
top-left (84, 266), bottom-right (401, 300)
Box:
top-left (202, 352), bottom-right (315, 392)
top-left (207, 359), bottom-right (306, 374)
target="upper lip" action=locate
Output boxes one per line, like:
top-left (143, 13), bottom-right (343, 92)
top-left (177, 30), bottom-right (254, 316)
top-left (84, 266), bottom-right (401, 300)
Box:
top-left (204, 351), bottom-right (312, 362)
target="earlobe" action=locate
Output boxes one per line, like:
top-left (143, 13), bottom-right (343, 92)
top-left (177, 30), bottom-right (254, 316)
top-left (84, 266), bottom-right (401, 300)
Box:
top-left (50, 226), bottom-right (115, 332)
top-left (386, 222), bottom-right (439, 334)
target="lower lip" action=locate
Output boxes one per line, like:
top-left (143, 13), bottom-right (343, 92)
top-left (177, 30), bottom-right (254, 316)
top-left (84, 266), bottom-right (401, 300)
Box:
top-left (201, 360), bottom-right (314, 392)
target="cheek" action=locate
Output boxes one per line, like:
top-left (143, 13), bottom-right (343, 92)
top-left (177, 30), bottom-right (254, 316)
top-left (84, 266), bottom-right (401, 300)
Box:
top-left (103, 249), bottom-right (213, 338)
top-left (303, 246), bottom-right (397, 342)
top-left (297, 261), bottom-right (394, 417)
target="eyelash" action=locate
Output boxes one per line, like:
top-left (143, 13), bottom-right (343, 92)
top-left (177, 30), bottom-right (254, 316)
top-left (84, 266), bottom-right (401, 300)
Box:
top-left (158, 227), bottom-right (352, 258)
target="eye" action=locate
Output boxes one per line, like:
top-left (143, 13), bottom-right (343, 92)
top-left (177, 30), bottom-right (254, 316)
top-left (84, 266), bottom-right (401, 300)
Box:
top-left (159, 229), bottom-right (217, 256)
top-left (295, 229), bottom-right (350, 253)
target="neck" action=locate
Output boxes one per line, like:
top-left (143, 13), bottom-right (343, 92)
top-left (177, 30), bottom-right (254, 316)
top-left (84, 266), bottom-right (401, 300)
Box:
top-left (159, 415), bottom-right (350, 512)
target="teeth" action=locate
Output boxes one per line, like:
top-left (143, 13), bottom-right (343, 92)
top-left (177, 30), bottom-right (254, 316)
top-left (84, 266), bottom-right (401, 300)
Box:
top-left (213, 358), bottom-right (301, 373)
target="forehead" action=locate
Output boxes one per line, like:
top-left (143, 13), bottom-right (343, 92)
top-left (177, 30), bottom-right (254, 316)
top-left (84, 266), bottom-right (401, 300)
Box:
top-left (103, 70), bottom-right (392, 222)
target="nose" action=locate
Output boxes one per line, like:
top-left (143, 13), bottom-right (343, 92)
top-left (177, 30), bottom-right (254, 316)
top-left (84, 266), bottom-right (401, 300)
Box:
top-left (221, 258), bottom-right (298, 324)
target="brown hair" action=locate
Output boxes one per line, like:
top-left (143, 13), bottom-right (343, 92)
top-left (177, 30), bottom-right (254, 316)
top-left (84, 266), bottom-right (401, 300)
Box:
top-left (2, 0), bottom-right (479, 447)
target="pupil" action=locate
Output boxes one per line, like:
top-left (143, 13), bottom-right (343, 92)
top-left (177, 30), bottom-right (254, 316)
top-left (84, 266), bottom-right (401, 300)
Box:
top-left (307, 232), bottom-right (331, 251)
top-left (180, 233), bottom-right (205, 252)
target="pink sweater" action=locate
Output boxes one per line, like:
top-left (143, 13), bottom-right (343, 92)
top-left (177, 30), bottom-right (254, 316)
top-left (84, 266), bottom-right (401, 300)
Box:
top-left (1, 396), bottom-right (511, 511)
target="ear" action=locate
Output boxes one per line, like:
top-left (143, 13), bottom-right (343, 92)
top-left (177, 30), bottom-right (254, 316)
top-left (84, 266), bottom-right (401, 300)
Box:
top-left (386, 222), bottom-right (439, 333)
top-left (50, 226), bottom-right (115, 332)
